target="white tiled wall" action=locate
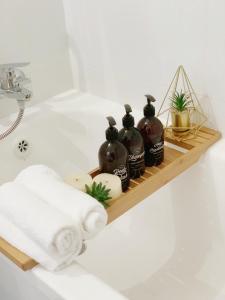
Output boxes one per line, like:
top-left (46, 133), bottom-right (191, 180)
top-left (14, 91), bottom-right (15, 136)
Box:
top-left (63, 0), bottom-right (225, 134)
top-left (0, 0), bottom-right (73, 117)
top-left (2, 0), bottom-right (225, 134)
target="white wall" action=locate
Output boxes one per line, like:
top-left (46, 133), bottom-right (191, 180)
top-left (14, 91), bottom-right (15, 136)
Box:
top-left (0, 0), bottom-right (73, 117)
top-left (63, 0), bottom-right (225, 134)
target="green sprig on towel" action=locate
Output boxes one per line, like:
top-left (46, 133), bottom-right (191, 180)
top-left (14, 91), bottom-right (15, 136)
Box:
top-left (85, 182), bottom-right (112, 208)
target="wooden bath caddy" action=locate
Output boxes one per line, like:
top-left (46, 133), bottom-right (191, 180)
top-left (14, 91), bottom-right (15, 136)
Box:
top-left (0, 126), bottom-right (221, 271)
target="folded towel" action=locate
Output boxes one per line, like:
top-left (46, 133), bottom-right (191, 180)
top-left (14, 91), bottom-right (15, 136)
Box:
top-left (16, 165), bottom-right (108, 239)
top-left (0, 213), bottom-right (82, 271)
top-left (0, 182), bottom-right (82, 257)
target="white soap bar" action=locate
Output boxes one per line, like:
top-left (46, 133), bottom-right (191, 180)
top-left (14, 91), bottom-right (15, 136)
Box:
top-left (65, 173), bottom-right (93, 192)
top-left (93, 173), bottom-right (122, 200)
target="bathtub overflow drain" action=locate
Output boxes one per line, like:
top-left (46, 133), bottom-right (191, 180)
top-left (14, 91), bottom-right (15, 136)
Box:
top-left (14, 138), bottom-right (32, 160)
top-left (18, 140), bottom-right (29, 152)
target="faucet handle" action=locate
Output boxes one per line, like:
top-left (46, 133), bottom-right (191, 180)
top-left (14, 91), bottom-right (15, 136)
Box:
top-left (0, 62), bottom-right (30, 90)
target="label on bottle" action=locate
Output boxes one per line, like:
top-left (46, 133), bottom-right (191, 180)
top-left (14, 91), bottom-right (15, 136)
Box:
top-left (113, 165), bottom-right (128, 181)
top-left (128, 151), bottom-right (145, 172)
top-left (149, 141), bottom-right (164, 162)
top-left (127, 151), bottom-right (145, 178)
top-left (113, 165), bottom-right (129, 191)
top-left (128, 151), bottom-right (144, 163)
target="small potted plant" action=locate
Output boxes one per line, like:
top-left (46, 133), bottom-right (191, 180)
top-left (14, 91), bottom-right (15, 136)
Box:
top-left (170, 90), bottom-right (191, 132)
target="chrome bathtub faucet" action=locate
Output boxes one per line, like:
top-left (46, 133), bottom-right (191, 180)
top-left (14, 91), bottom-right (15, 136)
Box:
top-left (0, 62), bottom-right (32, 140)
top-left (0, 62), bottom-right (32, 105)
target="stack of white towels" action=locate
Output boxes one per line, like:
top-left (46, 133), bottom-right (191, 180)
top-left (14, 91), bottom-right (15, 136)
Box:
top-left (0, 165), bottom-right (108, 271)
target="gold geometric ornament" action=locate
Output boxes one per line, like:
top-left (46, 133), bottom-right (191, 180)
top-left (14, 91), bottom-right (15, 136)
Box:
top-left (157, 65), bottom-right (207, 141)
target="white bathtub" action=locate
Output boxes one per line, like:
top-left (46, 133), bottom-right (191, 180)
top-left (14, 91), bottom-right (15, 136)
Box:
top-left (0, 90), bottom-right (225, 300)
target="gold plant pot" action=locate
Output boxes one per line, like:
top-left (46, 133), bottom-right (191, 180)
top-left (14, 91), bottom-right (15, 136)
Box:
top-left (171, 109), bottom-right (190, 132)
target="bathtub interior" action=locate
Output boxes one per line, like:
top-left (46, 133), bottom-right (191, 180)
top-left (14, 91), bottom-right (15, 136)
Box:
top-left (0, 91), bottom-right (225, 299)
top-left (77, 153), bottom-right (225, 300)
top-left (0, 253), bottom-right (62, 300)
top-left (0, 91), bottom-right (143, 184)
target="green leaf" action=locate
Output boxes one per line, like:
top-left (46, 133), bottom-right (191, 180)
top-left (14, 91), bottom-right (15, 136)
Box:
top-left (170, 90), bottom-right (191, 112)
top-left (85, 181), bottom-right (112, 208)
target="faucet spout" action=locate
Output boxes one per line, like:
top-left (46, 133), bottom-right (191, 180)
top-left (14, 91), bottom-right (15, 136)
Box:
top-left (0, 62), bottom-right (32, 140)
top-left (0, 63), bottom-right (32, 102)
top-left (1, 87), bottom-right (32, 101)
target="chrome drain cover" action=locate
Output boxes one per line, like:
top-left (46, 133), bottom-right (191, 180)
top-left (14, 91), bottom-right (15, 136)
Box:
top-left (14, 138), bottom-right (31, 159)
top-left (18, 140), bottom-right (29, 152)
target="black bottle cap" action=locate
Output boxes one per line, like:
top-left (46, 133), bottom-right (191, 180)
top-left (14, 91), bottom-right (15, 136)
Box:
top-left (144, 94), bottom-right (156, 117)
top-left (106, 116), bottom-right (118, 141)
top-left (122, 104), bottom-right (135, 128)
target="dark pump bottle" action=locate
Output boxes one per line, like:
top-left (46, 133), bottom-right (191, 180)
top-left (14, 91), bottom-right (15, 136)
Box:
top-left (137, 95), bottom-right (164, 166)
top-left (98, 116), bottom-right (130, 191)
top-left (119, 104), bottom-right (145, 179)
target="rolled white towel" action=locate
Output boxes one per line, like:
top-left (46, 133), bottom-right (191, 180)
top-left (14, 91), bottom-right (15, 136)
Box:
top-left (0, 213), bottom-right (82, 271)
top-left (16, 165), bottom-right (108, 239)
top-left (0, 182), bottom-right (82, 257)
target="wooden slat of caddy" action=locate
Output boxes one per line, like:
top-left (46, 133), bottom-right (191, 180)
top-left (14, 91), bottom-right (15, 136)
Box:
top-left (0, 237), bottom-right (37, 271)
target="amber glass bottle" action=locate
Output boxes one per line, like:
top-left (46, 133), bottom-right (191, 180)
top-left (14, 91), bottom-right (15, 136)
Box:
top-left (119, 104), bottom-right (145, 179)
top-left (98, 116), bottom-right (130, 191)
top-left (137, 95), bottom-right (164, 166)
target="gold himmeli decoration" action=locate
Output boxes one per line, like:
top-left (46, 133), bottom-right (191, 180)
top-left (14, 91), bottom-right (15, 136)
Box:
top-left (157, 65), bottom-right (207, 141)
